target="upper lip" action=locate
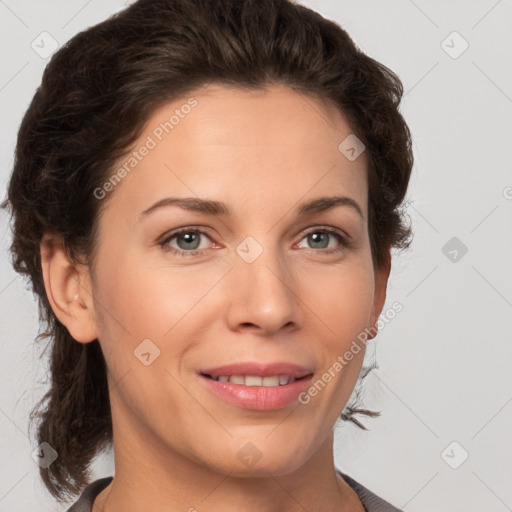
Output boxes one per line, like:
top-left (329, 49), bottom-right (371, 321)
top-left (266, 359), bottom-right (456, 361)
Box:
top-left (200, 362), bottom-right (313, 379)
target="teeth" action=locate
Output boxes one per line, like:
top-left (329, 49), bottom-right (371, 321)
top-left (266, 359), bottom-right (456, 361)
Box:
top-left (245, 376), bottom-right (262, 386)
top-left (262, 376), bottom-right (279, 387)
top-left (212, 374), bottom-right (296, 386)
top-left (278, 375), bottom-right (289, 385)
top-left (230, 375), bottom-right (245, 385)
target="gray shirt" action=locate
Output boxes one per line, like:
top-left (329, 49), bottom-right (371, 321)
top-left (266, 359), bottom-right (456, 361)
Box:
top-left (66, 471), bottom-right (402, 511)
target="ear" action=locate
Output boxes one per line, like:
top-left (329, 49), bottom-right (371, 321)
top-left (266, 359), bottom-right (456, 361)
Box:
top-left (367, 249), bottom-right (392, 341)
top-left (40, 232), bottom-right (98, 343)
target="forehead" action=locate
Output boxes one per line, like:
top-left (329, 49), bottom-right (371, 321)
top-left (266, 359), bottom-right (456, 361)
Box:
top-left (98, 83), bottom-right (368, 222)
top-left (161, 83), bottom-right (361, 155)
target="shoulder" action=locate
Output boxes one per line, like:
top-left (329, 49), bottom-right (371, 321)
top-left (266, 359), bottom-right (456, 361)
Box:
top-left (338, 470), bottom-right (403, 512)
top-left (67, 472), bottom-right (402, 512)
top-left (66, 477), bottom-right (113, 512)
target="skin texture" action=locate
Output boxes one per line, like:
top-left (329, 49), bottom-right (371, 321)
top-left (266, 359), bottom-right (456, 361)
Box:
top-left (40, 84), bottom-right (389, 512)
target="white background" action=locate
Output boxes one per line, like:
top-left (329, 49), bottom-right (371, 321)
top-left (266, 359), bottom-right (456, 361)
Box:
top-left (1, 1), bottom-right (511, 510)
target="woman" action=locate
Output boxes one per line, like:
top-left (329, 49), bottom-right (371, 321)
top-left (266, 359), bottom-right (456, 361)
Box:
top-left (2, 0), bottom-right (412, 510)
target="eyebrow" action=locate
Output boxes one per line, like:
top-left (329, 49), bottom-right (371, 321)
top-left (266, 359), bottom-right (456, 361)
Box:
top-left (138, 195), bottom-right (364, 221)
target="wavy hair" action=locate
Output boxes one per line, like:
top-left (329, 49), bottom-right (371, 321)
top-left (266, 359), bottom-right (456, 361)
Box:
top-left (1, 0), bottom-right (413, 501)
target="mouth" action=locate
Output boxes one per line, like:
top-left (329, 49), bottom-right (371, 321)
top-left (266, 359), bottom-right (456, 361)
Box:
top-left (198, 362), bottom-right (314, 410)
top-left (200, 373), bottom-right (310, 386)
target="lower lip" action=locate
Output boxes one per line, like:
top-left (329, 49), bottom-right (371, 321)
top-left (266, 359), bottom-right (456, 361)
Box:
top-left (200, 374), bottom-right (313, 410)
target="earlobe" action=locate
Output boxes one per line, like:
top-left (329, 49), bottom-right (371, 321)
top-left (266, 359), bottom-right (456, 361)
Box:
top-left (40, 232), bottom-right (98, 343)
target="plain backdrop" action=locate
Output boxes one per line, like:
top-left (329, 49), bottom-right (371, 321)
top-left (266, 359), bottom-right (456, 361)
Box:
top-left (1, 1), bottom-right (511, 511)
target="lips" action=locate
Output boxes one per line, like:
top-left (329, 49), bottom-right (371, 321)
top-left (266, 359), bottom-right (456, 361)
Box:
top-left (207, 375), bottom-right (297, 386)
top-left (200, 361), bottom-right (313, 380)
top-left (199, 362), bottom-right (314, 410)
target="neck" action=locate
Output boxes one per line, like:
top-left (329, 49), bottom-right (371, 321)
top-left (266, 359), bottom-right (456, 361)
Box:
top-left (92, 394), bottom-right (364, 512)
top-left (93, 438), bottom-right (364, 512)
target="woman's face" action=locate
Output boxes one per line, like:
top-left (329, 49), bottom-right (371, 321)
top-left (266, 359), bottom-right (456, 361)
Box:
top-left (84, 84), bottom-right (388, 477)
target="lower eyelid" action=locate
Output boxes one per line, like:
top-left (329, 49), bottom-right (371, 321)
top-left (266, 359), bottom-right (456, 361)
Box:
top-left (160, 227), bottom-right (349, 254)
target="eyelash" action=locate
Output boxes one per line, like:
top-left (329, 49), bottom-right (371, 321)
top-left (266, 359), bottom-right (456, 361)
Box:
top-left (158, 226), bottom-right (349, 258)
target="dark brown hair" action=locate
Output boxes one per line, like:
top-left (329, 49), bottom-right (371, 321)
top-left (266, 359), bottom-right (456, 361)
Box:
top-left (1, 0), bottom-right (413, 502)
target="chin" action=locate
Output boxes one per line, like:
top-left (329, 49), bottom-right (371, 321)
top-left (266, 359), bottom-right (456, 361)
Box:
top-left (196, 438), bottom-right (312, 478)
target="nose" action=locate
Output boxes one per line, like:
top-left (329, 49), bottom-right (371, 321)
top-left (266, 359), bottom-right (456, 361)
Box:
top-left (225, 245), bottom-right (302, 336)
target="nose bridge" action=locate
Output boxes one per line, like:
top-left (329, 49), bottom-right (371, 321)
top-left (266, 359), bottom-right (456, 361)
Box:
top-left (226, 234), bottom-right (301, 334)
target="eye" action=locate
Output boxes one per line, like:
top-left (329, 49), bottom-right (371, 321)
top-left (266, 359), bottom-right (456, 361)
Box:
top-left (159, 227), bottom-right (214, 256)
top-left (296, 227), bottom-right (348, 254)
top-left (158, 226), bottom-right (349, 258)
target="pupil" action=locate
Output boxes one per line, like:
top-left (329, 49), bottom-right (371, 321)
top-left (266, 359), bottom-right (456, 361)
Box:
top-left (179, 232), bottom-right (200, 250)
top-left (309, 232), bottom-right (328, 249)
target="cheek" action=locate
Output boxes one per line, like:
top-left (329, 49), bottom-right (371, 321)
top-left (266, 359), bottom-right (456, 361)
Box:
top-left (90, 254), bottom-right (163, 373)
top-left (299, 262), bottom-right (374, 417)
top-left (298, 257), bottom-right (375, 344)
top-left (92, 238), bottom-right (375, 363)
top-left (91, 253), bottom-right (225, 381)
top-left (93, 254), bottom-right (201, 338)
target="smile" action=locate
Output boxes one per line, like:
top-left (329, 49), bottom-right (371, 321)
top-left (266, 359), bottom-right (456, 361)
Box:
top-left (198, 362), bottom-right (314, 410)
top-left (203, 374), bottom-right (304, 386)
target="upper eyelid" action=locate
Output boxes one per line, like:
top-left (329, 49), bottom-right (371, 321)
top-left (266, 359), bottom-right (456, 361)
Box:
top-left (160, 226), bottom-right (211, 243)
top-left (160, 225), bottom-right (349, 248)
